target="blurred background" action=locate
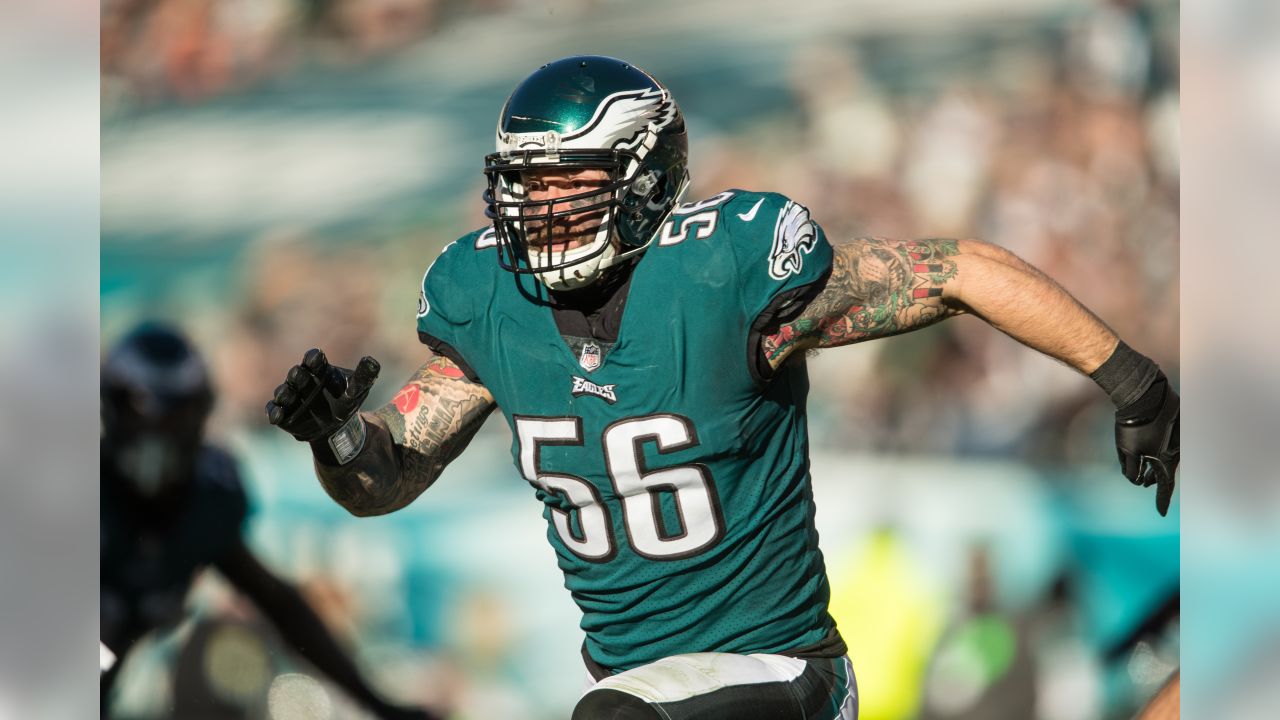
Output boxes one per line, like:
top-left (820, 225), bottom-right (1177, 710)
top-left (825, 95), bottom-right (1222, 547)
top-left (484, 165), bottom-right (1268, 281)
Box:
top-left (99, 0), bottom-right (1181, 718)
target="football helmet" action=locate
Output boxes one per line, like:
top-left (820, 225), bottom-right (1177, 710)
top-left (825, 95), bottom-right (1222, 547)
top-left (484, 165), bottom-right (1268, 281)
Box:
top-left (101, 322), bottom-right (213, 497)
top-left (483, 55), bottom-right (690, 290)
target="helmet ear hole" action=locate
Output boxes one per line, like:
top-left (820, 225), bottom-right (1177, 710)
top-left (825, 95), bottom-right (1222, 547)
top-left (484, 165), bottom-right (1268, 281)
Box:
top-left (650, 173), bottom-right (668, 201)
top-left (629, 170), bottom-right (657, 198)
top-left (645, 173), bottom-right (674, 213)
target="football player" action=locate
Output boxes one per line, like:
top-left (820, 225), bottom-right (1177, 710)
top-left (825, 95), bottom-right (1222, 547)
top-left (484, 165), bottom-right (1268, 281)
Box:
top-left (102, 322), bottom-right (432, 720)
top-left (265, 56), bottom-right (1179, 719)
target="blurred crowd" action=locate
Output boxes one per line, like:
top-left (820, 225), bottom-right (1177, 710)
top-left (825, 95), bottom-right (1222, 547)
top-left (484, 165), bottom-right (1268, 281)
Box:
top-left (102, 1), bottom-right (1180, 718)
top-left (764, 1), bottom-right (1179, 466)
top-left (100, 0), bottom-right (633, 114)
top-left (102, 0), bottom-right (456, 112)
top-left (184, 0), bottom-right (1180, 471)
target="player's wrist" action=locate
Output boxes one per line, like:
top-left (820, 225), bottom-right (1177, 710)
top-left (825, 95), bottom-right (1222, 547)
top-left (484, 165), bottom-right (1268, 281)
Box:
top-left (310, 412), bottom-right (367, 466)
top-left (1089, 340), bottom-right (1164, 412)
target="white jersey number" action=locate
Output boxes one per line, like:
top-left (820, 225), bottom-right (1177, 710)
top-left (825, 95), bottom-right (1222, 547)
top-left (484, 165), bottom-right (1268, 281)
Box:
top-left (657, 191), bottom-right (735, 247)
top-left (515, 413), bottom-right (723, 562)
top-left (516, 417), bottom-right (615, 561)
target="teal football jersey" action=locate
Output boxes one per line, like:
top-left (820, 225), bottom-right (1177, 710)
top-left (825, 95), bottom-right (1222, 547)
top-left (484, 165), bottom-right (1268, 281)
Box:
top-left (418, 190), bottom-right (839, 671)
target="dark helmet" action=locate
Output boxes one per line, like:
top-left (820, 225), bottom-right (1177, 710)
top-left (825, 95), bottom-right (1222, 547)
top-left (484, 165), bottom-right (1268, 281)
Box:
top-left (102, 322), bottom-right (213, 497)
top-left (483, 55), bottom-right (690, 290)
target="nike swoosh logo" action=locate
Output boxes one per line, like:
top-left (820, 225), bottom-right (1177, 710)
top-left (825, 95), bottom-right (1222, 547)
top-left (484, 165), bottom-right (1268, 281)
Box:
top-left (737, 198), bottom-right (765, 222)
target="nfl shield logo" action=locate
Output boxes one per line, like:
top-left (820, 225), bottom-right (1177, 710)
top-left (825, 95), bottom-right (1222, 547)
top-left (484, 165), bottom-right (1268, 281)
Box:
top-left (579, 342), bottom-right (602, 372)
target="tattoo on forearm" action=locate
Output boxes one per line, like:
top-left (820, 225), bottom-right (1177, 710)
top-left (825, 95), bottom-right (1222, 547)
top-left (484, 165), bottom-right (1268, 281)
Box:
top-left (764, 237), bottom-right (965, 365)
top-left (315, 355), bottom-right (494, 516)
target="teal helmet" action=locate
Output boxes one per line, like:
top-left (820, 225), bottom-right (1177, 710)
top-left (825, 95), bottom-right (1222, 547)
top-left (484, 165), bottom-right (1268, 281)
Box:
top-left (483, 55), bottom-right (690, 290)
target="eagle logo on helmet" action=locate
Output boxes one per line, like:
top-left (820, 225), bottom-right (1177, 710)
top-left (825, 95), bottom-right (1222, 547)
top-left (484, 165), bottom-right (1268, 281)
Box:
top-left (497, 87), bottom-right (676, 156)
top-left (565, 87), bottom-right (677, 152)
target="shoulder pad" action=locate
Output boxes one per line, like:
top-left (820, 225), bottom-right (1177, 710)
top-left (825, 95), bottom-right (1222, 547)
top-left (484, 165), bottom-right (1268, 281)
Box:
top-left (711, 191), bottom-right (833, 322)
top-left (718, 190), bottom-right (792, 230)
top-left (467, 226), bottom-right (499, 252)
top-left (654, 190), bottom-right (740, 248)
top-left (717, 192), bottom-right (828, 280)
top-left (657, 190), bottom-right (792, 242)
top-left (418, 228), bottom-right (499, 338)
top-left (420, 228), bottom-right (493, 304)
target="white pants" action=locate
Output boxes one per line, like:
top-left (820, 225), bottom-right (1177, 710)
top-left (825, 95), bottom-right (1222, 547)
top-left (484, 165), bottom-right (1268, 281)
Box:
top-left (576, 652), bottom-right (857, 720)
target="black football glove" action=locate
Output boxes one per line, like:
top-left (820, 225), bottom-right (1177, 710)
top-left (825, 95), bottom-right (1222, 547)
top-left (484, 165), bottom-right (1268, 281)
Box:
top-left (265, 348), bottom-right (380, 444)
top-left (1114, 379), bottom-right (1179, 516)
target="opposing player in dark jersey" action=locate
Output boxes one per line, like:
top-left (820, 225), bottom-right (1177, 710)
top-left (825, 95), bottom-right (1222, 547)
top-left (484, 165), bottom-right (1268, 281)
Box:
top-left (265, 56), bottom-right (1179, 719)
top-left (101, 322), bottom-right (433, 720)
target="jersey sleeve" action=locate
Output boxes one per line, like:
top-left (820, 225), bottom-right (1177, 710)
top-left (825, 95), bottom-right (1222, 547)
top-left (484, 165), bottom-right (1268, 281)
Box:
top-left (722, 191), bottom-right (834, 325)
top-left (415, 232), bottom-right (486, 377)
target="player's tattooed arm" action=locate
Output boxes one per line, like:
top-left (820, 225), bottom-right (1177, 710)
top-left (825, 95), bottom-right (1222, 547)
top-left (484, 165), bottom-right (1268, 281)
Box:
top-left (764, 237), bottom-right (1118, 374)
top-left (314, 356), bottom-right (496, 517)
top-left (762, 238), bottom-right (966, 367)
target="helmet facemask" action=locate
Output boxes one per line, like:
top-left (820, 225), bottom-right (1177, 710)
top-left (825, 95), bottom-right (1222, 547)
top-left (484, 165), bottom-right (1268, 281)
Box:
top-left (483, 59), bottom-right (690, 290)
top-left (485, 147), bottom-right (640, 290)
